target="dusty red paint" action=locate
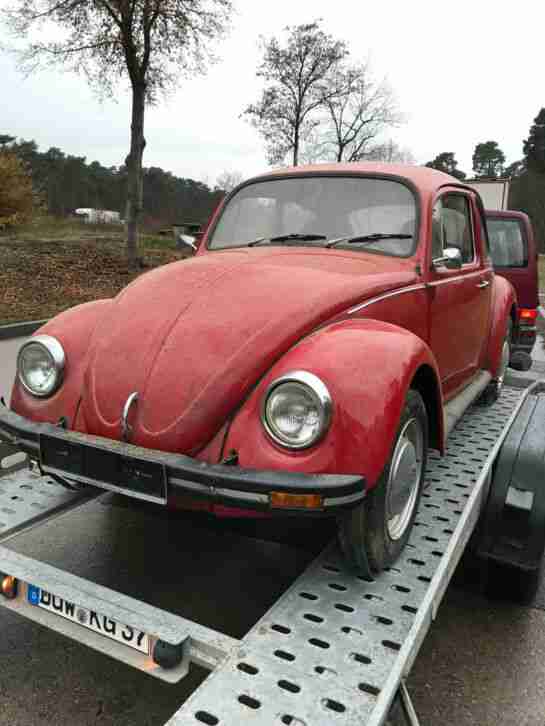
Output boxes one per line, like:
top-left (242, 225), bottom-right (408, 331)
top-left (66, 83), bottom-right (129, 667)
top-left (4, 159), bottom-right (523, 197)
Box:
top-left (11, 163), bottom-right (515, 516)
top-left (486, 209), bottom-right (539, 311)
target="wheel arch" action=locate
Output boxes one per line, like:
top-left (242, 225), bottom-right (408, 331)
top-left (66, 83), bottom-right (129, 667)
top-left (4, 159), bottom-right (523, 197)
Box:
top-left (486, 276), bottom-right (517, 378)
top-left (224, 317), bottom-right (445, 488)
top-left (410, 364), bottom-right (443, 453)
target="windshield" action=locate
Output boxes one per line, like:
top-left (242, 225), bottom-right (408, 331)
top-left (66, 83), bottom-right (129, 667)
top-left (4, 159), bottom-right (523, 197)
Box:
top-left (487, 217), bottom-right (528, 268)
top-left (208, 176), bottom-right (417, 256)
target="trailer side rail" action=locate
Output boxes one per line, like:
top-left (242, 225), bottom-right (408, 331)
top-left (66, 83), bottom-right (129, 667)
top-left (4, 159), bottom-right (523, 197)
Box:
top-left (168, 387), bottom-right (525, 726)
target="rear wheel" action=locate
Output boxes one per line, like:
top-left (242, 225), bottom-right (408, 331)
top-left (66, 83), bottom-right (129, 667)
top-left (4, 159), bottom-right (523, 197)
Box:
top-left (479, 319), bottom-right (512, 406)
top-left (337, 390), bottom-right (428, 576)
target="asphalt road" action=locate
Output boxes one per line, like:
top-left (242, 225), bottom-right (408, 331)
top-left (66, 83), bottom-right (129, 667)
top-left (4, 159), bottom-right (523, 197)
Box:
top-left (2, 335), bottom-right (545, 725)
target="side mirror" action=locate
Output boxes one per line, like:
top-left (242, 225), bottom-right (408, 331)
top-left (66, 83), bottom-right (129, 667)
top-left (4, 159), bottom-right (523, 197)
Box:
top-left (433, 246), bottom-right (462, 270)
top-left (176, 234), bottom-right (197, 255)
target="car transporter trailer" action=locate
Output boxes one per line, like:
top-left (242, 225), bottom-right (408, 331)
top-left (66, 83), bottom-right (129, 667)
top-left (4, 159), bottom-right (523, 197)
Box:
top-left (0, 379), bottom-right (545, 726)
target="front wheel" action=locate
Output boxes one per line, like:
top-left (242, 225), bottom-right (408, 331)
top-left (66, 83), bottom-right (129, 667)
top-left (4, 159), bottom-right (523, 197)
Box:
top-left (337, 389), bottom-right (428, 576)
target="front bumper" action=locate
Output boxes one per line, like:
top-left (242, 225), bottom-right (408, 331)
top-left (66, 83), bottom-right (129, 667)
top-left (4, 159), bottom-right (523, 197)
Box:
top-left (0, 405), bottom-right (365, 514)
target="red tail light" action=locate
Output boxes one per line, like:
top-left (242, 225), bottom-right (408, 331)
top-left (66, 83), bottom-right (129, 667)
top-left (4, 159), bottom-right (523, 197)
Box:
top-left (519, 308), bottom-right (538, 322)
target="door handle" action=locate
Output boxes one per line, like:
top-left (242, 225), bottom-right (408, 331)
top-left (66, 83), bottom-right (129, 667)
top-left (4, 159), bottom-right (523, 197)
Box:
top-left (476, 280), bottom-right (490, 289)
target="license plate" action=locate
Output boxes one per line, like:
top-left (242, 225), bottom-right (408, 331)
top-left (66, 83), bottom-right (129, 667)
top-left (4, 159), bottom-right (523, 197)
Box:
top-left (39, 433), bottom-right (167, 504)
top-left (27, 584), bottom-right (150, 654)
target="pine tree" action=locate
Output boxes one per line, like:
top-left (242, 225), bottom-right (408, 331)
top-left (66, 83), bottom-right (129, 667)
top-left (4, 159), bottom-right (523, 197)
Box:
top-left (523, 108), bottom-right (545, 174)
top-left (472, 141), bottom-right (506, 178)
top-left (425, 152), bottom-right (466, 180)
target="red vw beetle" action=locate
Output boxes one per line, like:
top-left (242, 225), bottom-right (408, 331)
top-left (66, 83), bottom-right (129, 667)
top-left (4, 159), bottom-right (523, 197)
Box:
top-left (0, 163), bottom-right (515, 576)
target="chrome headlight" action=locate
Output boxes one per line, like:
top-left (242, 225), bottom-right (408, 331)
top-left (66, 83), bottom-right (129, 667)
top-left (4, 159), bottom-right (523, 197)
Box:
top-left (261, 371), bottom-right (332, 449)
top-left (17, 335), bottom-right (65, 397)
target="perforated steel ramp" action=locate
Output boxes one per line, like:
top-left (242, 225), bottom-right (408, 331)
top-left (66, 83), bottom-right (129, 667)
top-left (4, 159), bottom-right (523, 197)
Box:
top-left (0, 388), bottom-right (529, 724)
top-left (0, 466), bottom-right (98, 543)
top-left (168, 387), bottom-right (525, 726)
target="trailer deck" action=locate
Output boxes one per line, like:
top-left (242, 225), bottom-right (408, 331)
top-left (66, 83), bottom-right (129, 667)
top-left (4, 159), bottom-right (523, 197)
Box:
top-left (0, 385), bottom-right (533, 725)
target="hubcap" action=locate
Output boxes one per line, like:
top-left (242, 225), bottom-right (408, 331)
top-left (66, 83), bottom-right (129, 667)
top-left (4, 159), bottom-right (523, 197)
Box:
top-left (496, 338), bottom-right (510, 392)
top-left (386, 418), bottom-right (424, 541)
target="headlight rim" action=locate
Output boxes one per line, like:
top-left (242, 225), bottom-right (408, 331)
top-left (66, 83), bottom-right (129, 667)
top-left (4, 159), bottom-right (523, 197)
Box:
top-left (261, 370), bottom-right (333, 450)
top-left (17, 334), bottom-right (66, 398)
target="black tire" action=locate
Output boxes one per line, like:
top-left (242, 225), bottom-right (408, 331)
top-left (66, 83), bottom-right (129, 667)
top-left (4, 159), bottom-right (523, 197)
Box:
top-left (479, 319), bottom-right (512, 406)
top-left (337, 389), bottom-right (428, 575)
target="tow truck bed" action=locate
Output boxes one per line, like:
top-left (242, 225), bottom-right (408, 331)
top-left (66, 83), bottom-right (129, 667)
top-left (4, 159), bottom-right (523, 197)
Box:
top-left (0, 385), bottom-right (535, 725)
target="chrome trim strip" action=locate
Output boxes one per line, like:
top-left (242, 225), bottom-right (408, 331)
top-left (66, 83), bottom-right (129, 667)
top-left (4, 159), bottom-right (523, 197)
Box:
top-left (426, 270), bottom-right (488, 287)
top-left (347, 284), bottom-right (426, 315)
top-left (41, 466), bottom-right (167, 505)
top-left (169, 477), bottom-right (209, 495)
top-left (121, 391), bottom-right (139, 443)
top-left (323, 490), bottom-right (365, 507)
top-left (215, 487), bottom-right (269, 504)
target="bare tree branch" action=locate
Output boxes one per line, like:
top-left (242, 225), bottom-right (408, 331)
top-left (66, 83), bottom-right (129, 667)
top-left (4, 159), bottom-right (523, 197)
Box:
top-left (3, 0), bottom-right (233, 265)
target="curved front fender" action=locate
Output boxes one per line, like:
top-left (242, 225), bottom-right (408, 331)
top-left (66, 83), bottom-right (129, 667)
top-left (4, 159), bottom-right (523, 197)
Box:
top-left (10, 299), bottom-right (113, 425)
top-left (486, 275), bottom-right (517, 377)
top-left (224, 318), bottom-right (443, 490)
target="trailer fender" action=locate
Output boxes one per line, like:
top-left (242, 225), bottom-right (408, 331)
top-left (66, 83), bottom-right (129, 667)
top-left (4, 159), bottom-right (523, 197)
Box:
top-left (478, 382), bottom-right (545, 571)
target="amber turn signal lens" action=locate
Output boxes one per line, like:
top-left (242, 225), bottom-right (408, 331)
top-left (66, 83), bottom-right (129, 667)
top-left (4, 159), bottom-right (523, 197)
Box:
top-left (519, 308), bottom-right (538, 321)
top-left (270, 492), bottom-right (323, 509)
top-left (1, 574), bottom-right (18, 600)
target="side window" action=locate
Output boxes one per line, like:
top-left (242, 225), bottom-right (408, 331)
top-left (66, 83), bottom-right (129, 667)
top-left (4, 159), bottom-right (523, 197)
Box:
top-left (442, 195), bottom-right (474, 263)
top-left (432, 194), bottom-right (474, 265)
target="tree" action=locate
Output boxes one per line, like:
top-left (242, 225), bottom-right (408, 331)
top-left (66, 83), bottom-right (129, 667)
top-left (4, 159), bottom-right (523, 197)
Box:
top-left (5, 0), bottom-right (232, 267)
top-left (321, 63), bottom-right (400, 162)
top-left (244, 21), bottom-right (348, 167)
top-left (215, 170), bottom-right (244, 193)
top-left (0, 149), bottom-right (37, 227)
top-left (503, 159), bottom-right (525, 179)
top-left (472, 141), bottom-right (506, 178)
top-left (364, 140), bottom-right (415, 164)
top-left (425, 152), bottom-right (466, 180)
top-left (0, 135), bottom-right (16, 148)
top-left (523, 108), bottom-right (545, 174)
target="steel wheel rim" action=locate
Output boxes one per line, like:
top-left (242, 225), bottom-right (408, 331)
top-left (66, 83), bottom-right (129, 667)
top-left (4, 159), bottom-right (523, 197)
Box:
top-left (386, 417), bottom-right (424, 541)
top-left (496, 338), bottom-right (510, 392)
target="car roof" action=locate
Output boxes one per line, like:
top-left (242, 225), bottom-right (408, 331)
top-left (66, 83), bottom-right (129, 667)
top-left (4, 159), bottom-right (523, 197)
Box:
top-left (485, 209), bottom-right (529, 221)
top-left (248, 162), bottom-right (464, 195)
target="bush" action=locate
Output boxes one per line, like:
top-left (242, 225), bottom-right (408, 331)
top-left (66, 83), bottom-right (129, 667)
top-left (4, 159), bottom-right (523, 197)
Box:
top-left (0, 150), bottom-right (36, 228)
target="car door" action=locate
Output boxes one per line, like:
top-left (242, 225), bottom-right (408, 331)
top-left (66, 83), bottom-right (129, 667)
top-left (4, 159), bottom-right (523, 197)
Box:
top-left (428, 191), bottom-right (492, 396)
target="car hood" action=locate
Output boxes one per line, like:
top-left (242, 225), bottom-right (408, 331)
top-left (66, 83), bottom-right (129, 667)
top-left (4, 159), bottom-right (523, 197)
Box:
top-left (81, 248), bottom-right (416, 452)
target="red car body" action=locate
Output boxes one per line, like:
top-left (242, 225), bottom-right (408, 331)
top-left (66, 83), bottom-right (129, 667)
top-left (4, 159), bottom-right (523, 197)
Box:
top-left (486, 209), bottom-right (539, 356)
top-left (1, 163), bottom-right (515, 522)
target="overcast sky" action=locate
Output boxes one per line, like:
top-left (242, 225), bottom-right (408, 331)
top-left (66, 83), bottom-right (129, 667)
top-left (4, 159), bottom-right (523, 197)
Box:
top-left (1, 0), bottom-right (543, 185)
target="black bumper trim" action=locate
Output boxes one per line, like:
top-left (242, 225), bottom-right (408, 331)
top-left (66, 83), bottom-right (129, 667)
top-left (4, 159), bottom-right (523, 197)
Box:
top-left (0, 406), bottom-right (365, 513)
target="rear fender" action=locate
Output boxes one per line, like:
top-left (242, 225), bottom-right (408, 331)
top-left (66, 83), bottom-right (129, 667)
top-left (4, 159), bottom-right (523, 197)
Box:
top-left (486, 276), bottom-right (517, 378)
top-left (224, 319), bottom-right (444, 490)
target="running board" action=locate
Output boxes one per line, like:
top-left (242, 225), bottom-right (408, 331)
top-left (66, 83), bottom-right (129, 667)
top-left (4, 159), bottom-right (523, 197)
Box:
top-left (0, 546), bottom-right (239, 682)
top-left (444, 371), bottom-right (491, 437)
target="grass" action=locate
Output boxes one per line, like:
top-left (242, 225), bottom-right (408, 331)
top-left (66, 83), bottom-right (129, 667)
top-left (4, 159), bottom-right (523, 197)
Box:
top-left (10, 216), bottom-right (177, 250)
top-left (0, 218), bottom-right (185, 324)
top-left (14, 215), bottom-right (123, 241)
top-left (539, 255), bottom-right (545, 293)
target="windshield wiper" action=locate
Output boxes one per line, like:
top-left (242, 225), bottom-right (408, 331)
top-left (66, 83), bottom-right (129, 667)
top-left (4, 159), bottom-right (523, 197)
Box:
top-left (326, 233), bottom-right (413, 249)
top-left (248, 233), bottom-right (327, 247)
